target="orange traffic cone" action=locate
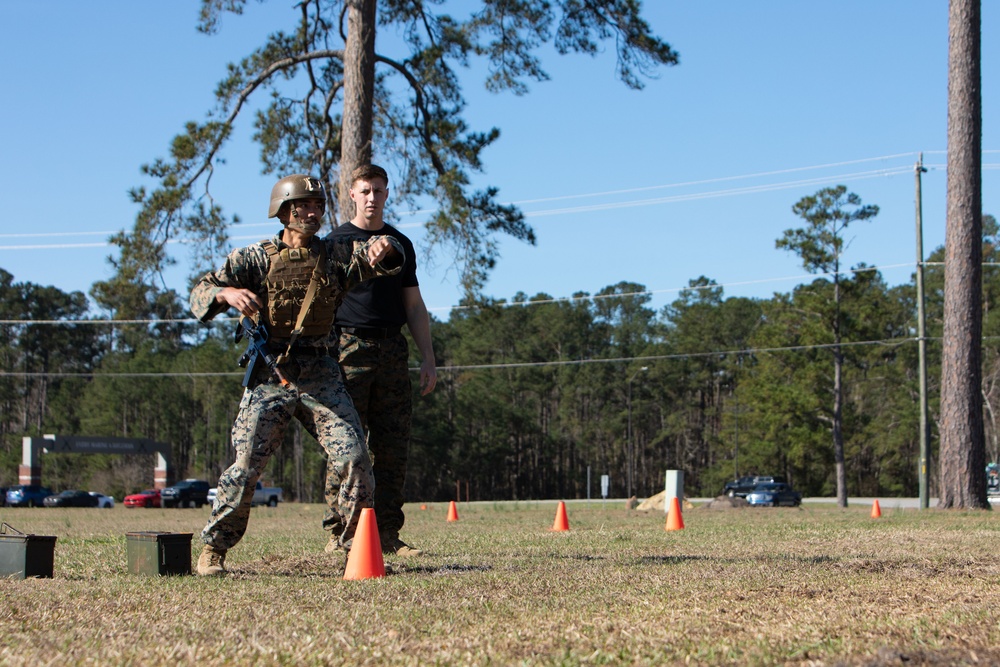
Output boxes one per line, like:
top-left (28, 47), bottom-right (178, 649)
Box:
top-left (447, 500), bottom-right (459, 522)
top-left (343, 508), bottom-right (386, 580)
top-left (665, 496), bottom-right (685, 531)
top-left (551, 501), bottom-right (570, 531)
top-left (871, 499), bottom-right (882, 519)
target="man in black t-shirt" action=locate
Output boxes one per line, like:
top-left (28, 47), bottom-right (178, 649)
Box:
top-left (324, 164), bottom-right (437, 557)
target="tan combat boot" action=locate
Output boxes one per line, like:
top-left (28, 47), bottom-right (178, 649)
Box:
top-left (196, 544), bottom-right (227, 576)
top-left (382, 536), bottom-right (423, 557)
top-left (324, 534), bottom-right (346, 554)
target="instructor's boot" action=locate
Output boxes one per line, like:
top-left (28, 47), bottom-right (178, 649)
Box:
top-left (196, 544), bottom-right (227, 576)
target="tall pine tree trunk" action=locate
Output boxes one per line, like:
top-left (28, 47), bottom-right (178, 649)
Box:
top-left (939, 0), bottom-right (985, 509)
top-left (338, 0), bottom-right (376, 223)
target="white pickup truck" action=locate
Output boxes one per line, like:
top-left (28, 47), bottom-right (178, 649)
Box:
top-left (207, 481), bottom-right (283, 507)
top-left (252, 481), bottom-right (283, 507)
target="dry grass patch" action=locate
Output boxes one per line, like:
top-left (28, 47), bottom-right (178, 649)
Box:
top-left (1, 501), bottom-right (1000, 665)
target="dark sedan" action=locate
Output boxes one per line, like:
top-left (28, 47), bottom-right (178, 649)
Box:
top-left (723, 475), bottom-right (786, 498)
top-left (43, 490), bottom-right (101, 508)
top-left (745, 482), bottom-right (802, 507)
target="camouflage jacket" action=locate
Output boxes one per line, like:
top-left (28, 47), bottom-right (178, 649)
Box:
top-left (190, 231), bottom-right (404, 348)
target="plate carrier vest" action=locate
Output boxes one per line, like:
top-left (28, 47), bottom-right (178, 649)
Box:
top-left (262, 239), bottom-right (338, 339)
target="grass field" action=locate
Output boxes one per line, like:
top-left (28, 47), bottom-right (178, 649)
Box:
top-left (2, 499), bottom-right (1000, 666)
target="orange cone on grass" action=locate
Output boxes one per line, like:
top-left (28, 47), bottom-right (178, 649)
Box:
top-left (447, 500), bottom-right (459, 522)
top-left (871, 499), bottom-right (882, 519)
top-left (551, 501), bottom-right (570, 531)
top-left (665, 496), bottom-right (685, 531)
top-left (343, 507), bottom-right (386, 580)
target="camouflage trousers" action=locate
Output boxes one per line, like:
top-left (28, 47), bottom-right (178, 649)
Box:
top-left (202, 355), bottom-right (373, 551)
top-left (323, 332), bottom-right (412, 539)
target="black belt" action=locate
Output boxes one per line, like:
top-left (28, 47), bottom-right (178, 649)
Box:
top-left (288, 347), bottom-right (332, 357)
top-left (337, 326), bottom-right (402, 340)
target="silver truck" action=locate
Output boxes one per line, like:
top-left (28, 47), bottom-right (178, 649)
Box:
top-left (206, 481), bottom-right (283, 507)
top-left (252, 481), bottom-right (283, 507)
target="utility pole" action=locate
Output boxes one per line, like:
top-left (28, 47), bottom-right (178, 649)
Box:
top-left (626, 366), bottom-right (648, 499)
top-left (915, 153), bottom-right (930, 509)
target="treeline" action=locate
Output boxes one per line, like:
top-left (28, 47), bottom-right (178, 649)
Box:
top-left (4, 215), bottom-right (1000, 502)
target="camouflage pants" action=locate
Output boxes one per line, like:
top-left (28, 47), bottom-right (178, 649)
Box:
top-left (202, 356), bottom-right (373, 551)
top-left (323, 332), bottom-right (412, 539)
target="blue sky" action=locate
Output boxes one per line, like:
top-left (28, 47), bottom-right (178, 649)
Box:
top-left (1, 1), bottom-right (997, 321)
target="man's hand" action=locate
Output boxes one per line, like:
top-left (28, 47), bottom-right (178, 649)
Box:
top-left (367, 237), bottom-right (397, 266)
top-left (419, 358), bottom-right (437, 396)
top-left (217, 287), bottom-right (263, 318)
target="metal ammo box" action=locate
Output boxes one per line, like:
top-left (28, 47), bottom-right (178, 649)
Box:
top-left (0, 523), bottom-right (57, 579)
top-left (126, 531), bottom-right (193, 576)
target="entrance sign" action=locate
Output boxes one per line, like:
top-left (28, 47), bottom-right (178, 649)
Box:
top-left (21, 435), bottom-right (173, 488)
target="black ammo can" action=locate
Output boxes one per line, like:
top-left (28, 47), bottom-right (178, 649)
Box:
top-left (126, 531), bottom-right (193, 576)
top-left (0, 523), bottom-right (57, 579)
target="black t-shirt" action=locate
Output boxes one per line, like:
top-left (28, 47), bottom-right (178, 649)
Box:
top-left (325, 221), bottom-right (418, 328)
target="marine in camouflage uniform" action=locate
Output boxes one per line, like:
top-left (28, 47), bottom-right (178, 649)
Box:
top-left (323, 165), bottom-right (437, 557)
top-left (191, 174), bottom-right (403, 576)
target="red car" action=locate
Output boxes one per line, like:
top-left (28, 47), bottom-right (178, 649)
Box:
top-left (124, 489), bottom-right (161, 508)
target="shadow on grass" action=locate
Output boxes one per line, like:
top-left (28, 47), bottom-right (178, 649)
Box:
top-left (396, 563), bottom-right (494, 576)
top-left (637, 554), bottom-right (710, 565)
top-left (636, 553), bottom-right (839, 566)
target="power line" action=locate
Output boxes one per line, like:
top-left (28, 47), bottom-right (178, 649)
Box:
top-left (0, 317), bottom-right (229, 326)
top-left (0, 335), bottom-right (926, 378)
top-left (395, 152), bottom-right (935, 216)
top-left (514, 166), bottom-right (918, 219)
top-left (6, 154), bottom-right (998, 250)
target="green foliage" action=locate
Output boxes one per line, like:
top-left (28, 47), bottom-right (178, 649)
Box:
top-left (778, 185), bottom-right (879, 275)
top-left (7, 209), bottom-right (1000, 502)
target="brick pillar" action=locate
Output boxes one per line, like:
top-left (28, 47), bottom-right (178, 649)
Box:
top-left (18, 464), bottom-right (41, 486)
top-left (20, 437), bottom-right (43, 486)
top-left (154, 452), bottom-right (169, 489)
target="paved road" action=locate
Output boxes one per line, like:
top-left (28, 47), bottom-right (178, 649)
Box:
top-left (799, 497), bottom-right (932, 509)
top-left (687, 497), bottom-right (936, 509)
top-left (525, 497), bottom-right (1000, 509)
top-left (695, 497), bottom-right (1000, 508)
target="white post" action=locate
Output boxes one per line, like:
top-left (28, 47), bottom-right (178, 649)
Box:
top-left (664, 470), bottom-right (684, 513)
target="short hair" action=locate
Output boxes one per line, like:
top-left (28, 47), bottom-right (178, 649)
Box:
top-left (350, 164), bottom-right (389, 187)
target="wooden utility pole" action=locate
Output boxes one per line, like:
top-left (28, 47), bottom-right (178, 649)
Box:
top-left (915, 154), bottom-right (930, 509)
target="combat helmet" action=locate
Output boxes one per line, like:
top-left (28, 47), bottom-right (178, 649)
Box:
top-left (268, 174), bottom-right (326, 218)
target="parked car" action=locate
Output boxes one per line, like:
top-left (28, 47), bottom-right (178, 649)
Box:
top-left (89, 492), bottom-right (115, 508)
top-left (0, 487), bottom-right (6, 507)
top-left (745, 482), bottom-right (802, 507)
top-left (987, 463), bottom-right (1000, 497)
top-left (124, 489), bottom-right (162, 508)
top-left (160, 479), bottom-right (210, 508)
top-left (43, 490), bottom-right (101, 508)
top-left (6, 484), bottom-right (54, 507)
top-left (723, 475), bottom-right (786, 498)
